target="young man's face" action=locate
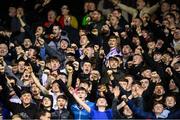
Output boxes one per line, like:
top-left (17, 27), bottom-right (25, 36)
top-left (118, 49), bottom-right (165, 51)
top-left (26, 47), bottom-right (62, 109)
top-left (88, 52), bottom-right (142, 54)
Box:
top-left (52, 82), bottom-right (60, 93)
top-left (140, 79), bottom-right (149, 90)
top-left (43, 97), bottom-right (52, 108)
top-left (153, 53), bottom-right (162, 62)
top-left (18, 61), bottom-right (25, 73)
top-left (141, 69), bottom-right (152, 78)
top-left (60, 40), bottom-right (68, 50)
top-left (110, 16), bottom-right (119, 27)
top-left (21, 93), bottom-right (32, 105)
top-left (132, 36), bottom-right (140, 46)
top-left (28, 48), bottom-right (36, 58)
top-left (52, 26), bottom-right (61, 37)
top-left (108, 38), bottom-right (118, 48)
top-left (23, 38), bottom-right (32, 49)
top-left (48, 10), bottom-right (56, 22)
top-left (36, 26), bottom-right (44, 38)
top-left (133, 55), bottom-right (143, 65)
top-left (165, 96), bottom-right (176, 108)
top-left (161, 2), bottom-right (170, 13)
top-left (84, 47), bottom-right (94, 58)
top-left (82, 62), bottom-right (92, 74)
top-left (77, 90), bottom-right (87, 101)
top-left (153, 103), bottom-right (164, 114)
top-left (154, 85), bottom-right (165, 96)
top-left (174, 29), bottom-right (180, 40)
top-left (109, 59), bottom-right (119, 69)
top-left (57, 98), bottom-right (67, 109)
top-left (0, 44), bottom-right (8, 57)
top-left (169, 79), bottom-right (177, 90)
top-left (50, 60), bottom-right (60, 71)
top-left (96, 98), bottom-right (107, 107)
top-left (131, 84), bottom-right (141, 97)
top-left (80, 35), bottom-right (89, 46)
top-left (122, 45), bottom-right (132, 55)
top-left (31, 84), bottom-right (40, 96)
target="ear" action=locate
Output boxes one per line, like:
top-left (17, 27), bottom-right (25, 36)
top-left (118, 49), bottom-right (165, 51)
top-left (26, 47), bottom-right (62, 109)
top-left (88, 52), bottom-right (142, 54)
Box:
top-left (85, 93), bottom-right (87, 98)
top-left (20, 96), bottom-right (22, 101)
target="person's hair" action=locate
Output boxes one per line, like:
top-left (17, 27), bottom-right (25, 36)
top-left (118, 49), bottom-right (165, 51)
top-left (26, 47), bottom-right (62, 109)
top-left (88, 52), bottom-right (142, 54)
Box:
top-left (112, 8), bottom-right (122, 13)
top-left (80, 80), bottom-right (91, 87)
top-left (165, 13), bottom-right (176, 21)
top-left (57, 94), bottom-right (68, 101)
top-left (21, 89), bottom-right (32, 96)
top-left (53, 24), bottom-right (61, 29)
top-left (12, 114), bottom-right (23, 119)
top-left (37, 110), bottom-right (51, 119)
top-left (50, 56), bottom-right (59, 62)
top-left (165, 94), bottom-right (176, 101)
top-left (153, 101), bottom-right (164, 108)
top-left (77, 87), bottom-right (88, 93)
top-left (96, 96), bottom-right (106, 102)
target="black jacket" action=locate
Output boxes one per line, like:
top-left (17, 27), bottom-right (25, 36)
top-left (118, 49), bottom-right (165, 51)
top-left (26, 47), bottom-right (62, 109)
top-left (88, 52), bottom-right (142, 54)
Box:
top-left (51, 108), bottom-right (70, 119)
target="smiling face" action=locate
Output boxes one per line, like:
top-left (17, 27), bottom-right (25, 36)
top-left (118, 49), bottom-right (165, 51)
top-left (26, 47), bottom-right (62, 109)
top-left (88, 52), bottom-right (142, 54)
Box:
top-left (60, 40), bottom-right (69, 50)
top-left (109, 59), bottom-right (119, 69)
top-left (23, 38), bottom-right (32, 49)
top-left (21, 93), bottom-right (32, 105)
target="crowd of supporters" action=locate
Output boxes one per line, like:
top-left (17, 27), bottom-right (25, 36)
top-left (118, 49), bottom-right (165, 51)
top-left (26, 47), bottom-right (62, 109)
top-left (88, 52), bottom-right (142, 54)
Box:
top-left (0, 0), bottom-right (179, 119)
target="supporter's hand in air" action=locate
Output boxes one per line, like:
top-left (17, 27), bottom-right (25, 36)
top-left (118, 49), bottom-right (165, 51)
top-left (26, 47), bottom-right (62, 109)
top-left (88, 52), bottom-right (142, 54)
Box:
top-left (107, 70), bottom-right (113, 76)
top-left (71, 43), bottom-right (78, 50)
top-left (66, 65), bottom-right (74, 74)
top-left (94, 45), bottom-right (100, 52)
top-left (165, 67), bottom-right (173, 76)
top-left (73, 61), bottom-right (79, 71)
top-left (90, 70), bottom-right (100, 81)
top-left (127, 61), bottom-right (133, 67)
top-left (113, 86), bottom-right (120, 98)
top-left (111, 0), bottom-right (120, 6)
top-left (37, 37), bottom-right (45, 47)
top-left (69, 87), bottom-right (75, 95)
top-left (171, 56), bottom-right (179, 67)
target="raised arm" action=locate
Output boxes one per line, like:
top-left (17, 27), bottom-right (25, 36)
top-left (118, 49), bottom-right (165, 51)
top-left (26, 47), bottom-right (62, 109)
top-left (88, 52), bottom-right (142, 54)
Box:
top-left (31, 72), bottom-right (49, 95)
top-left (69, 87), bottom-right (91, 112)
top-left (111, 0), bottom-right (138, 18)
top-left (66, 65), bottom-right (74, 88)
